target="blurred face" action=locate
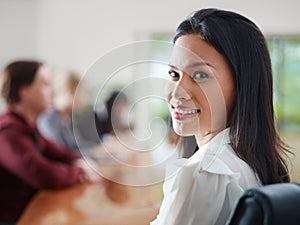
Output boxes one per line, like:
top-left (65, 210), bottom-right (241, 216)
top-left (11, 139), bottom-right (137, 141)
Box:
top-left (21, 65), bottom-right (53, 114)
top-left (166, 34), bottom-right (235, 140)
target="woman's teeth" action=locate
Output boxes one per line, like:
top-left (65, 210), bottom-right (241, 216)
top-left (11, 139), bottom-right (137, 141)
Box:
top-left (174, 108), bottom-right (200, 115)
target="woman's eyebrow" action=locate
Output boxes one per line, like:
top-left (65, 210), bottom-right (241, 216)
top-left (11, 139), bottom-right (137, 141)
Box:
top-left (168, 61), bottom-right (214, 69)
top-left (168, 64), bottom-right (178, 69)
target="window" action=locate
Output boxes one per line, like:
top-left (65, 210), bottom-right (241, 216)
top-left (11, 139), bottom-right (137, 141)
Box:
top-left (267, 37), bottom-right (300, 181)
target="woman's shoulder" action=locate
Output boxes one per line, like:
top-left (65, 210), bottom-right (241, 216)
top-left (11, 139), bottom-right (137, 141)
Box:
top-left (193, 143), bottom-right (261, 189)
top-left (165, 144), bottom-right (238, 184)
top-left (187, 128), bottom-right (252, 177)
top-left (189, 144), bottom-right (240, 177)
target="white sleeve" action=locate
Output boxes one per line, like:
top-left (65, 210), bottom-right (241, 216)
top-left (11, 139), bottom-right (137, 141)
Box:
top-left (151, 162), bottom-right (243, 225)
top-left (177, 171), bottom-right (238, 225)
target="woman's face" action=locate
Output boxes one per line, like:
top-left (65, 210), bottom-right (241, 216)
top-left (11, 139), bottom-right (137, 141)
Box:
top-left (166, 34), bottom-right (236, 138)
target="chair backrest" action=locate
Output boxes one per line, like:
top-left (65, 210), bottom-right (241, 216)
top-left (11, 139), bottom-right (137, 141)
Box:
top-left (225, 183), bottom-right (300, 225)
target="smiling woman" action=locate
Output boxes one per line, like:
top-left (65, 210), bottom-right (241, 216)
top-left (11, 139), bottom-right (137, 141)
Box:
top-left (151, 8), bottom-right (291, 225)
top-left (167, 34), bottom-right (236, 141)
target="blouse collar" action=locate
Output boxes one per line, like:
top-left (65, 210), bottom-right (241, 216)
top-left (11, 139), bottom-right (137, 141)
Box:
top-left (193, 128), bottom-right (231, 158)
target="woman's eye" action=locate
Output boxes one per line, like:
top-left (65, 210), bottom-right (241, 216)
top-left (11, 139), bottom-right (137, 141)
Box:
top-left (192, 71), bottom-right (209, 79)
top-left (168, 70), bottom-right (180, 79)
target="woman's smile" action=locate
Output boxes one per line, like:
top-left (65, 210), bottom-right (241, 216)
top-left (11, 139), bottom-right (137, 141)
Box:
top-left (171, 105), bottom-right (201, 121)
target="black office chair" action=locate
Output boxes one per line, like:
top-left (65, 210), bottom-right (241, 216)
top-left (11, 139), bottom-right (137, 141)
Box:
top-left (226, 183), bottom-right (300, 225)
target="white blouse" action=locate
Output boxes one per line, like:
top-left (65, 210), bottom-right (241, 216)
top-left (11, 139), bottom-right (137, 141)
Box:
top-left (151, 128), bottom-right (261, 225)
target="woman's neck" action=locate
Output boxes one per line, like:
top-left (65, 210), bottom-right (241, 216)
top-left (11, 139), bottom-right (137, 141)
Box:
top-left (194, 128), bottom-right (224, 149)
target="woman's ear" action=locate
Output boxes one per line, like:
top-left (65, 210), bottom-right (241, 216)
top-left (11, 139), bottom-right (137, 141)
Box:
top-left (18, 86), bottom-right (29, 102)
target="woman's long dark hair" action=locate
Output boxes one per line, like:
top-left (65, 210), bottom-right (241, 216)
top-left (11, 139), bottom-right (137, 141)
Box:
top-left (174, 8), bottom-right (290, 185)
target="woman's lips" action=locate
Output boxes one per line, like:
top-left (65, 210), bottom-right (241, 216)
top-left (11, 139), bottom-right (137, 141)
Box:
top-left (171, 105), bottom-right (201, 120)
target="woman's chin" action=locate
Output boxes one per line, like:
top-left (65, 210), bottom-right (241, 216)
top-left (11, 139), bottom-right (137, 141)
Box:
top-left (173, 128), bottom-right (194, 137)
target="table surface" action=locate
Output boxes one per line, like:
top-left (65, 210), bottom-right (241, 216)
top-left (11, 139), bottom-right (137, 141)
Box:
top-left (16, 137), bottom-right (165, 225)
top-left (16, 181), bottom-right (161, 225)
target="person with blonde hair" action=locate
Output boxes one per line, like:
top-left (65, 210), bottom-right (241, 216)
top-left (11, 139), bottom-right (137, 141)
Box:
top-left (38, 69), bottom-right (97, 151)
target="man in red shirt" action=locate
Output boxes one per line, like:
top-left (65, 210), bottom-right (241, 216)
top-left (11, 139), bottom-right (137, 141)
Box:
top-left (0, 61), bottom-right (100, 224)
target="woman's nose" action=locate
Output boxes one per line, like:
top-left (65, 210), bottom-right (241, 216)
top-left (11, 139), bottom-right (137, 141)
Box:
top-left (171, 75), bottom-right (191, 101)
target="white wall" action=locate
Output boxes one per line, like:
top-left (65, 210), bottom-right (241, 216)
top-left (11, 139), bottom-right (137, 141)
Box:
top-left (1, 0), bottom-right (300, 72)
top-left (0, 0), bottom-right (38, 69)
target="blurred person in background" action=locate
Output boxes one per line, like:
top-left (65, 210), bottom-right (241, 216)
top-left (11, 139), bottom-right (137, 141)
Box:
top-left (95, 90), bottom-right (131, 140)
top-left (38, 69), bottom-right (99, 152)
top-left (0, 61), bottom-right (100, 225)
